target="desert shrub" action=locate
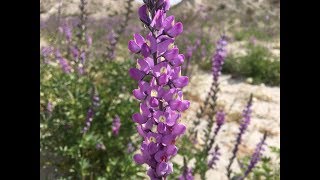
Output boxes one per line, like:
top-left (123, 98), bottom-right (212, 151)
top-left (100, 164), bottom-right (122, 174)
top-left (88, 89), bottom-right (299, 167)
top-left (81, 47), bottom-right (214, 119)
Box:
top-left (40, 58), bottom-right (145, 179)
top-left (223, 45), bottom-right (280, 86)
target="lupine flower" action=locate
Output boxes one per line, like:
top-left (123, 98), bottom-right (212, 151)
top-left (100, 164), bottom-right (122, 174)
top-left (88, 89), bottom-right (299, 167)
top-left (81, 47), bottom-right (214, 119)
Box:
top-left (214, 110), bottom-right (225, 136)
top-left (62, 23), bottom-right (72, 42)
top-left (70, 46), bottom-right (80, 60)
top-left (86, 34), bottom-right (92, 48)
top-left (47, 102), bottom-right (53, 113)
top-left (241, 133), bottom-right (267, 179)
top-left (112, 115), bottom-right (121, 136)
top-left (129, 1), bottom-right (190, 179)
top-left (127, 143), bottom-right (135, 153)
top-left (178, 167), bottom-right (194, 180)
top-left (82, 90), bottom-right (100, 133)
top-left (212, 36), bottom-right (228, 82)
top-left (55, 50), bottom-right (72, 74)
top-left (41, 46), bottom-right (54, 64)
top-left (227, 94), bottom-right (253, 178)
top-left (208, 145), bottom-right (221, 169)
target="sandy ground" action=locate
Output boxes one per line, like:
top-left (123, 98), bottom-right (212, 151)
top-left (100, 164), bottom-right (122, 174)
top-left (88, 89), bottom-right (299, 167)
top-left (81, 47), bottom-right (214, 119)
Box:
top-left (171, 70), bottom-right (280, 179)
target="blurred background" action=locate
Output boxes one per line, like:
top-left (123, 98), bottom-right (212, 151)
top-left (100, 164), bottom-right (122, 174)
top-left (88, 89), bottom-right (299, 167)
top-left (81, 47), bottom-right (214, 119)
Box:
top-left (40, 0), bottom-right (279, 179)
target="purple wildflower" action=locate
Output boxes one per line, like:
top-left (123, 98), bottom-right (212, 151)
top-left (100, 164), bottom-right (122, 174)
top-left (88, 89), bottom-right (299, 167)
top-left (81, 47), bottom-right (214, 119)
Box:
top-left (41, 46), bottom-right (54, 64)
top-left (55, 50), bottom-right (72, 74)
top-left (127, 143), bottom-right (135, 153)
top-left (212, 36), bottom-right (228, 82)
top-left (226, 94), bottom-right (253, 178)
top-left (241, 133), bottom-right (267, 179)
top-left (214, 110), bottom-right (225, 136)
top-left (82, 89), bottom-right (100, 133)
top-left (62, 23), bottom-right (72, 42)
top-left (178, 167), bottom-right (194, 180)
top-left (70, 46), bottom-right (80, 60)
top-left (130, 1), bottom-right (190, 179)
top-left (112, 115), bottom-right (121, 136)
top-left (208, 145), bottom-right (221, 169)
top-left (86, 34), bottom-right (92, 48)
top-left (47, 102), bottom-right (53, 113)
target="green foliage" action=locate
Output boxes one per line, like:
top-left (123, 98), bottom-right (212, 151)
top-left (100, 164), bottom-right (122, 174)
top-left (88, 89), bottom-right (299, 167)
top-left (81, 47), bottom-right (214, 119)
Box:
top-left (223, 45), bottom-right (280, 86)
top-left (233, 28), bottom-right (273, 41)
top-left (40, 57), bottom-right (144, 179)
top-left (234, 146), bottom-right (280, 180)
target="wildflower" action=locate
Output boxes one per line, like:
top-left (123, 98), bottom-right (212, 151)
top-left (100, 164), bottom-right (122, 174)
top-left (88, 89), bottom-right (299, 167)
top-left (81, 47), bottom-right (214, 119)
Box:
top-left (227, 94), bottom-right (253, 178)
top-left (214, 110), bottom-right (225, 136)
top-left (130, 1), bottom-right (189, 179)
top-left (241, 133), bottom-right (267, 179)
top-left (127, 143), bottom-right (135, 153)
top-left (82, 89), bottom-right (100, 133)
top-left (112, 115), bottom-right (121, 136)
top-left (208, 145), bottom-right (221, 169)
top-left (55, 50), bottom-right (72, 74)
top-left (178, 167), bottom-right (194, 180)
top-left (212, 36), bottom-right (228, 82)
top-left (47, 102), bottom-right (53, 113)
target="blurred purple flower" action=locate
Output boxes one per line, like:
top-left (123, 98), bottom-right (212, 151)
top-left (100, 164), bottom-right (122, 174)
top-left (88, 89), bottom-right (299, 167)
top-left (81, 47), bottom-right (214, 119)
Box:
top-left (179, 167), bottom-right (194, 180)
top-left (112, 115), bottom-right (121, 136)
top-left (240, 133), bottom-right (267, 180)
top-left (208, 145), bottom-right (221, 169)
top-left (212, 36), bottom-right (228, 82)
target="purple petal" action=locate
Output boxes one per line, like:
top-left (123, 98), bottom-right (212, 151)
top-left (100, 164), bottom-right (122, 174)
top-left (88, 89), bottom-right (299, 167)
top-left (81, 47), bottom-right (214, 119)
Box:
top-left (170, 54), bottom-right (185, 67)
top-left (129, 68), bottom-right (145, 81)
top-left (166, 145), bottom-right (178, 156)
top-left (133, 154), bottom-right (145, 164)
top-left (157, 122), bottom-right (167, 134)
top-left (161, 134), bottom-right (175, 145)
top-left (136, 125), bottom-right (146, 137)
top-left (172, 76), bottom-right (189, 88)
top-left (156, 162), bottom-right (169, 176)
top-left (158, 74), bottom-right (169, 85)
top-left (134, 33), bottom-right (145, 46)
top-left (128, 40), bottom-right (141, 53)
top-left (167, 22), bottom-right (183, 37)
top-left (141, 43), bottom-right (151, 57)
top-left (154, 150), bottom-right (165, 162)
top-left (139, 5), bottom-right (151, 25)
top-left (148, 142), bottom-right (159, 154)
top-left (157, 38), bottom-right (174, 55)
top-left (132, 113), bottom-right (148, 124)
top-left (178, 100), bottom-right (190, 112)
top-left (150, 97), bottom-right (159, 107)
top-left (163, 15), bottom-right (175, 31)
top-left (163, 48), bottom-right (179, 61)
top-left (172, 124), bottom-right (186, 136)
top-left (133, 89), bottom-right (145, 100)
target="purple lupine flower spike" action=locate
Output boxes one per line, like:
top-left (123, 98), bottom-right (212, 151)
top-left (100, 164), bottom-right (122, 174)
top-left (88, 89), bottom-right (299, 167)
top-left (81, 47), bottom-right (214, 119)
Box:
top-left (212, 36), bottom-right (228, 83)
top-left (227, 94), bottom-right (253, 178)
top-left (208, 145), bottom-right (221, 169)
top-left (214, 110), bottom-right (225, 136)
top-left (112, 115), bottom-right (121, 136)
top-left (178, 167), bottom-right (194, 180)
top-left (82, 89), bottom-right (100, 133)
top-left (55, 49), bottom-right (72, 74)
top-left (47, 102), bottom-right (53, 113)
top-left (129, 1), bottom-right (189, 179)
top-left (127, 143), bottom-right (135, 153)
top-left (240, 132), bottom-right (267, 180)
top-left (62, 23), bottom-right (72, 42)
